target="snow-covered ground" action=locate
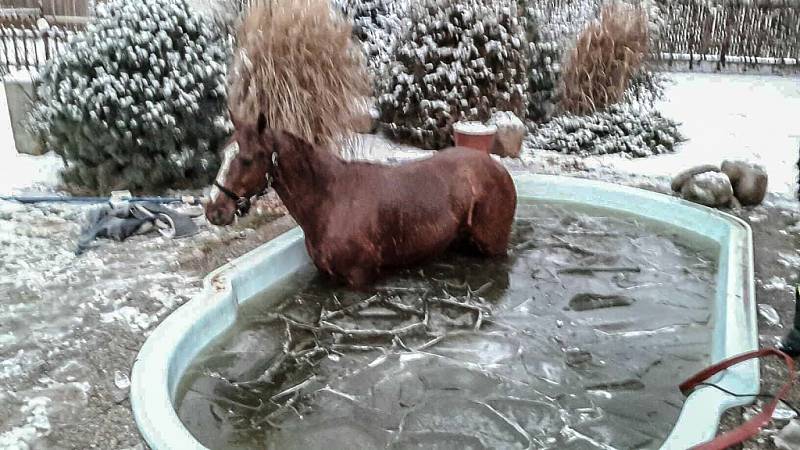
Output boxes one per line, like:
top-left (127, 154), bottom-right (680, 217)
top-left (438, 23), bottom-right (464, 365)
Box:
top-left (1, 71), bottom-right (800, 449)
top-left (0, 81), bottom-right (63, 196)
top-left (596, 72), bottom-right (800, 196)
top-left (2, 72), bottom-right (798, 197)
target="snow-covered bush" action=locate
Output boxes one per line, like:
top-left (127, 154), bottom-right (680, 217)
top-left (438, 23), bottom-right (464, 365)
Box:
top-left (335, 0), bottom-right (407, 82)
top-left (526, 99), bottom-right (683, 157)
top-left (534, 0), bottom-right (601, 44)
top-left (30, 0), bottom-right (231, 193)
top-left (518, 1), bottom-right (562, 122)
top-left (194, 0), bottom-right (252, 34)
top-left (377, 0), bottom-right (529, 149)
top-left (521, 0), bottom-right (663, 121)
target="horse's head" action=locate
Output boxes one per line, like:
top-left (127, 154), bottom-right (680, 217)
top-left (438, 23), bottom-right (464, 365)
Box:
top-left (205, 112), bottom-right (275, 226)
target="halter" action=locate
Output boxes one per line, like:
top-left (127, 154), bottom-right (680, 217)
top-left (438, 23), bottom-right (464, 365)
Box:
top-left (213, 180), bottom-right (253, 217)
top-left (213, 150), bottom-right (277, 217)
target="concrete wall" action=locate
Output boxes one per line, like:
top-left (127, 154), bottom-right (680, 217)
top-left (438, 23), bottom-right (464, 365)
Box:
top-left (2, 74), bottom-right (45, 155)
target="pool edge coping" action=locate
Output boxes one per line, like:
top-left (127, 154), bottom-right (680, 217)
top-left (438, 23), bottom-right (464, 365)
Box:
top-left (130, 174), bottom-right (757, 450)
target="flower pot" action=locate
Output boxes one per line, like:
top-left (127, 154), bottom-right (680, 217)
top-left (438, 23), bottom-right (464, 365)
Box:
top-left (453, 122), bottom-right (497, 153)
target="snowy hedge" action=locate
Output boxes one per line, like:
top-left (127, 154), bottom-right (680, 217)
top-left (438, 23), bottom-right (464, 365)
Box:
top-left (526, 99), bottom-right (683, 157)
top-left (335, 0), bottom-right (407, 82)
top-left (377, 0), bottom-right (529, 149)
top-left (30, 0), bottom-right (232, 193)
top-left (519, 2), bottom-right (561, 122)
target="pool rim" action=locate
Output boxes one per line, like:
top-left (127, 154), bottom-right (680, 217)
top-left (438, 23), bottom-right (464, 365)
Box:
top-left (130, 173), bottom-right (757, 450)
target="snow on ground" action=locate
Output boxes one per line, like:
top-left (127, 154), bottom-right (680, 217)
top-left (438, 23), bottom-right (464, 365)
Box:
top-left (2, 72), bottom-right (798, 197)
top-left (0, 72), bottom-right (799, 448)
top-left (0, 81), bottom-right (64, 196)
top-left (596, 72), bottom-right (800, 196)
top-left (343, 133), bottom-right (433, 163)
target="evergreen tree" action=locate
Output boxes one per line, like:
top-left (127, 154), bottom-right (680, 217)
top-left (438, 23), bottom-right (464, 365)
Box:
top-left (377, 0), bottom-right (529, 149)
top-left (30, 0), bottom-right (232, 193)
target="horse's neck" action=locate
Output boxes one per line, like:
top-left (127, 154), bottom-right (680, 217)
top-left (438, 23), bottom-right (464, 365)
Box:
top-left (272, 145), bottom-right (343, 239)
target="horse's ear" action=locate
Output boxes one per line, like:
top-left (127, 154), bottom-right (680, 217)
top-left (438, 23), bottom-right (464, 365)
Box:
top-left (257, 112), bottom-right (267, 135)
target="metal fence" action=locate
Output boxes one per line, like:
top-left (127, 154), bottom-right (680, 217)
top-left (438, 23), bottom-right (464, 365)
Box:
top-left (4, 0), bottom-right (800, 73)
top-left (0, 0), bottom-right (92, 72)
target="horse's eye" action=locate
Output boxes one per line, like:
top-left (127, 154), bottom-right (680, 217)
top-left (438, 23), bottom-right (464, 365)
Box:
top-left (240, 158), bottom-right (253, 167)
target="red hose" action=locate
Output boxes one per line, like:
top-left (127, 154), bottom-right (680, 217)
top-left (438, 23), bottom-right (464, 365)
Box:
top-left (679, 347), bottom-right (795, 450)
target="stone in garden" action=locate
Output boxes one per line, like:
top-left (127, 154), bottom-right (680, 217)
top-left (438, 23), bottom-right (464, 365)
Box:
top-left (488, 111), bottom-right (526, 158)
top-left (671, 164), bottom-right (720, 193)
top-left (680, 171), bottom-right (734, 207)
top-left (721, 160), bottom-right (768, 206)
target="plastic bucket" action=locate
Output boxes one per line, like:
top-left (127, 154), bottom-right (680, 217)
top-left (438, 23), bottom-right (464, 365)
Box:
top-left (453, 122), bottom-right (497, 153)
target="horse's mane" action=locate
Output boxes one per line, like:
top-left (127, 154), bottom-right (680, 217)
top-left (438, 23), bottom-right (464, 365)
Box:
top-left (227, 0), bottom-right (371, 149)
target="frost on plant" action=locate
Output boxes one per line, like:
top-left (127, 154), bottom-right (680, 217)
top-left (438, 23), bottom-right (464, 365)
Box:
top-left (526, 98), bottom-right (683, 157)
top-left (335, 0), bottom-right (408, 83)
top-left (30, 0), bottom-right (232, 193)
top-left (377, 0), bottom-right (529, 149)
top-left (518, 2), bottom-right (559, 122)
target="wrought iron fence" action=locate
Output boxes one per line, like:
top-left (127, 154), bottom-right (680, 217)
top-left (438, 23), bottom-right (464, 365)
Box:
top-left (0, 0), bottom-right (92, 72)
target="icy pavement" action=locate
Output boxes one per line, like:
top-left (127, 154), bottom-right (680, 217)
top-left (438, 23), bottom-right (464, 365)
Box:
top-left (594, 72), bottom-right (800, 196)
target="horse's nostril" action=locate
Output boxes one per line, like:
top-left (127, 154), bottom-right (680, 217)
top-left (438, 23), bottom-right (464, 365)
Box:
top-left (207, 209), bottom-right (232, 226)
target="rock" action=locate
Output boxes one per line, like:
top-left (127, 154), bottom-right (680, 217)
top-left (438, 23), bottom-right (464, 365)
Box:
top-left (680, 171), bottom-right (734, 207)
top-left (721, 160), bottom-right (768, 206)
top-left (774, 419), bottom-right (800, 450)
top-left (671, 164), bottom-right (720, 192)
top-left (488, 111), bottom-right (525, 158)
top-left (114, 370), bottom-right (131, 390)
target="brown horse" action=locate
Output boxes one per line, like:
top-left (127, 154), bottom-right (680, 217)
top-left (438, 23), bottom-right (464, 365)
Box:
top-left (205, 113), bottom-right (517, 288)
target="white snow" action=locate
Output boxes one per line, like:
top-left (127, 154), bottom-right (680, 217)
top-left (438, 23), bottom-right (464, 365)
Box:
top-left (777, 251), bottom-right (800, 269)
top-left (453, 121), bottom-right (496, 135)
top-left (489, 111), bottom-right (525, 130)
top-left (599, 73), bottom-right (800, 195)
top-left (757, 303), bottom-right (782, 327)
top-left (0, 81), bottom-right (64, 195)
top-left (761, 276), bottom-right (794, 292)
top-left (0, 396), bottom-right (52, 448)
top-left (100, 306), bottom-right (157, 331)
top-left (14, 71), bottom-right (797, 199)
top-left (342, 134), bottom-right (433, 163)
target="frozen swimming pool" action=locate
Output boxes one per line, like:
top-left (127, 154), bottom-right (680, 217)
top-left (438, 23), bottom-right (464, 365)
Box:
top-left (131, 174), bottom-right (757, 450)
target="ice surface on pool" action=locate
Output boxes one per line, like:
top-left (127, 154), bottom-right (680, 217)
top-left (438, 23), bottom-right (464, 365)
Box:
top-left (176, 200), bottom-right (718, 449)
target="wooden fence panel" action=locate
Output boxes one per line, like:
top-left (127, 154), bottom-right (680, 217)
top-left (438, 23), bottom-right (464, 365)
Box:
top-left (655, 0), bottom-right (800, 64)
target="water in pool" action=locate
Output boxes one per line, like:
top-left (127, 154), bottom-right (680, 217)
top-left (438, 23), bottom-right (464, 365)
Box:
top-left (176, 200), bottom-right (719, 449)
